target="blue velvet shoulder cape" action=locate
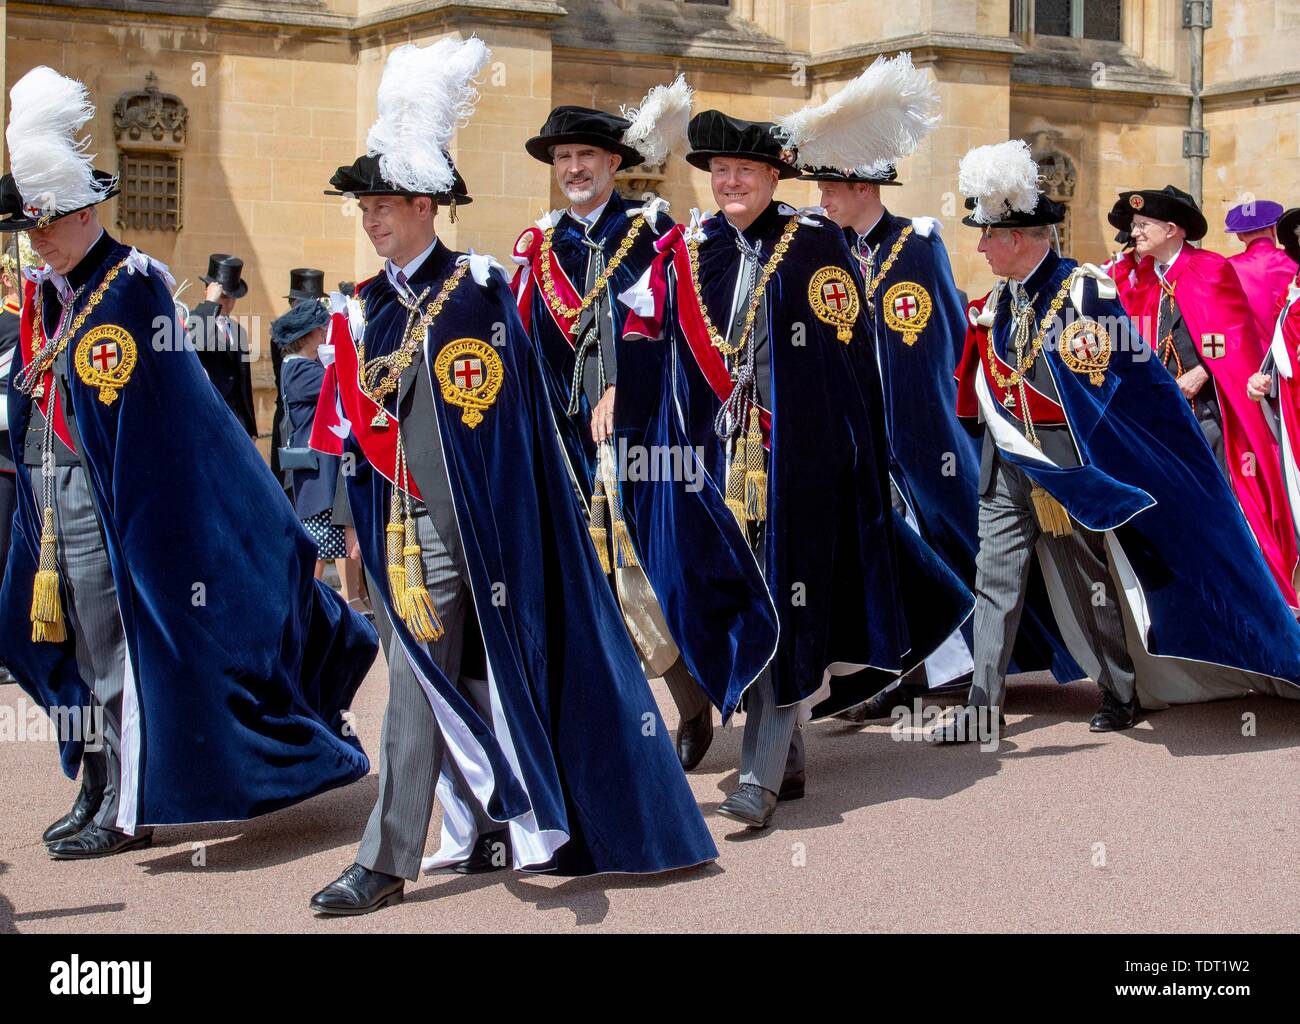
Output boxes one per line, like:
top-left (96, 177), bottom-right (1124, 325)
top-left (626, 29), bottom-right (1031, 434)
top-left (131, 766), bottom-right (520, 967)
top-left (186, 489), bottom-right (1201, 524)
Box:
top-left (343, 250), bottom-right (716, 875)
top-left (0, 237), bottom-right (377, 827)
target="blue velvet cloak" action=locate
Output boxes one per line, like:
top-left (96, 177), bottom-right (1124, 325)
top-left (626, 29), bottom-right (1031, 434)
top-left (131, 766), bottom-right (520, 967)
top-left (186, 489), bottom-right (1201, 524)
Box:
top-left (0, 236), bottom-right (376, 828)
top-left (960, 251), bottom-right (1300, 689)
top-left (621, 203), bottom-right (975, 718)
top-left (847, 213), bottom-right (1082, 684)
top-left (514, 193), bottom-right (672, 498)
top-left (339, 248), bottom-right (716, 875)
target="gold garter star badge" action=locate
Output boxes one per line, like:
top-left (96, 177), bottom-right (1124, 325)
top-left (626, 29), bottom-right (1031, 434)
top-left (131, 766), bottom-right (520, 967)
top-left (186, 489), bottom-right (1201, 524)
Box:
top-left (808, 266), bottom-right (859, 343)
top-left (883, 281), bottom-right (932, 346)
top-left (434, 338), bottom-right (504, 428)
top-left (1059, 319), bottom-right (1112, 385)
top-left (74, 324), bottom-right (138, 405)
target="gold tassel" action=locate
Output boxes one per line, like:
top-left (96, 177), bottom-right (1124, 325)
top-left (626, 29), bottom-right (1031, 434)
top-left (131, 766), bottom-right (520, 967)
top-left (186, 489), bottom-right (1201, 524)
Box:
top-left (743, 404), bottom-right (767, 523)
top-left (588, 475), bottom-right (611, 576)
top-left (612, 520), bottom-right (638, 569)
top-left (385, 490), bottom-right (408, 621)
top-left (402, 516), bottom-right (445, 643)
top-left (31, 508), bottom-right (65, 644)
top-left (724, 433), bottom-right (748, 531)
top-left (1030, 484), bottom-right (1073, 537)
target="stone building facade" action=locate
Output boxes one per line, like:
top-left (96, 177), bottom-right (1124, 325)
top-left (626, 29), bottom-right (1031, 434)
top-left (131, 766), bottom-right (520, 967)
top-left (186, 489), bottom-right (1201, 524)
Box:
top-left (3, 0), bottom-right (1297, 443)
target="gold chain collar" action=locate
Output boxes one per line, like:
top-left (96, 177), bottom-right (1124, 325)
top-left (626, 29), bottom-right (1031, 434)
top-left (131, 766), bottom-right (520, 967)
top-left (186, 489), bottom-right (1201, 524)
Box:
top-left (356, 262), bottom-right (469, 415)
top-left (983, 271), bottom-right (1076, 391)
top-left (540, 215), bottom-right (645, 322)
top-left (686, 215), bottom-right (800, 359)
top-left (861, 225), bottom-right (912, 306)
top-left (22, 258), bottom-right (131, 399)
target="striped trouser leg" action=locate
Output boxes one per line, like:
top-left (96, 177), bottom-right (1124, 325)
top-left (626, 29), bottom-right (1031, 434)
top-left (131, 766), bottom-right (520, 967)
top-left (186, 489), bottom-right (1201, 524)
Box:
top-left (39, 465), bottom-right (128, 830)
top-left (739, 667), bottom-right (800, 793)
top-left (661, 656), bottom-right (709, 721)
top-left (356, 514), bottom-right (476, 881)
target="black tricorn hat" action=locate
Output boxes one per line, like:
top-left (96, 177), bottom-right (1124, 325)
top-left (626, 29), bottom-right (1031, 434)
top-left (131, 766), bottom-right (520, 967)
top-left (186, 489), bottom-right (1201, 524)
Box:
top-left (324, 153), bottom-right (473, 206)
top-left (686, 110), bottom-right (800, 180)
top-left (0, 169), bottom-right (121, 233)
top-left (201, 254), bottom-right (249, 300)
top-left (1278, 207), bottom-right (1300, 267)
top-left (525, 106), bottom-right (643, 170)
top-left (961, 193), bottom-right (1065, 228)
top-left (1109, 185), bottom-right (1207, 242)
top-left (286, 267), bottom-right (326, 304)
top-left (798, 164), bottom-right (902, 186)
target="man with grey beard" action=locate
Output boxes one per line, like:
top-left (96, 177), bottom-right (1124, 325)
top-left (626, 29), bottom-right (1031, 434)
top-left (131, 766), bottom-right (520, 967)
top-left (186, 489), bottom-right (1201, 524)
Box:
top-left (512, 93), bottom-right (718, 773)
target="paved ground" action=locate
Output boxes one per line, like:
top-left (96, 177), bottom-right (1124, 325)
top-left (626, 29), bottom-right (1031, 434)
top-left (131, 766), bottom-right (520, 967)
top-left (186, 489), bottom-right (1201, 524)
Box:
top-left (3, 662), bottom-right (1299, 933)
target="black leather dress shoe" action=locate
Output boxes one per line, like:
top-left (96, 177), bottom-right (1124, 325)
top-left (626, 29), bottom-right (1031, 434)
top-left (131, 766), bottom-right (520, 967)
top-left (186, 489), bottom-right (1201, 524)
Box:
top-left (716, 783), bottom-right (778, 828)
top-left (835, 683), bottom-right (927, 724)
top-left (928, 705), bottom-right (1006, 745)
top-left (676, 704), bottom-right (714, 771)
top-left (777, 769), bottom-right (805, 802)
top-left (43, 784), bottom-right (105, 844)
top-left (454, 830), bottom-right (511, 874)
top-left (1089, 692), bottom-right (1138, 732)
top-left (310, 863), bottom-right (405, 916)
top-left (47, 825), bottom-right (153, 860)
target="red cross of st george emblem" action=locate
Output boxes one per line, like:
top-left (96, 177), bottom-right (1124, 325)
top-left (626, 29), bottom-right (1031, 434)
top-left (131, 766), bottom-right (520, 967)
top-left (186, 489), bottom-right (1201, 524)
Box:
top-left (92, 341), bottom-right (120, 373)
top-left (882, 282), bottom-right (933, 347)
top-left (453, 357), bottom-right (484, 390)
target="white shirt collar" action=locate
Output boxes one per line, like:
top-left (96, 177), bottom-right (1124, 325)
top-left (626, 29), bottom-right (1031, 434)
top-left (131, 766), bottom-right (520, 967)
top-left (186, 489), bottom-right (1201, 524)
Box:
top-left (569, 198), bottom-right (610, 230)
top-left (1156, 243), bottom-right (1185, 280)
top-left (48, 228), bottom-right (106, 301)
top-left (385, 236), bottom-right (439, 294)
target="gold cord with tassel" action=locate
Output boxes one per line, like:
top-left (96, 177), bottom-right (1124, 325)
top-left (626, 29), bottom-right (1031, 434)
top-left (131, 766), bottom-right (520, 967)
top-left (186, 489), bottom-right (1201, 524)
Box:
top-left (724, 432), bottom-right (748, 531)
top-left (395, 438), bottom-right (444, 642)
top-left (743, 404), bottom-right (767, 523)
top-left (1030, 484), bottom-right (1073, 537)
top-left (385, 487), bottom-right (409, 623)
top-left (31, 507), bottom-right (66, 643)
top-left (603, 449), bottom-right (639, 569)
top-left (588, 471), bottom-right (612, 575)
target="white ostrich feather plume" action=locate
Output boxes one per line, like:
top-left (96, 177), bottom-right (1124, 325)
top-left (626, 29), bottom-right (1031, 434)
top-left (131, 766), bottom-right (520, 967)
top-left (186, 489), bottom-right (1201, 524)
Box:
top-left (957, 139), bottom-right (1041, 224)
top-left (6, 67), bottom-right (113, 217)
top-left (774, 52), bottom-right (939, 170)
top-left (366, 36), bottom-right (490, 194)
top-left (620, 74), bottom-right (694, 164)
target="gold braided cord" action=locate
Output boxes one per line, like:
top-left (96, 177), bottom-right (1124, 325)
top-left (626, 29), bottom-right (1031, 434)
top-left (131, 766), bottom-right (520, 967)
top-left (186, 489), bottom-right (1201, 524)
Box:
top-left (684, 216), bottom-right (800, 358)
top-left (356, 262), bottom-right (469, 411)
top-left (862, 226), bottom-right (913, 306)
top-left (540, 216), bottom-right (645, 321)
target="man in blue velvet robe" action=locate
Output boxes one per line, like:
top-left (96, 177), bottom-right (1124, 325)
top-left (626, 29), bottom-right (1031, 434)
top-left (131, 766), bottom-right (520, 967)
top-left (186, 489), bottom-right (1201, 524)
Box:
top-left (939, 144), bottom-right (1300, 743)
top-left (512, 103), bottom-right (715, 772)
top-left (306, 38), bottom-right (715, 917)
top-left (0, 68), bottom-right (378, 859)
top-left (807, 163), bottom-right (1082, 722)
top-left (618, 111), bottom-right (974, 828)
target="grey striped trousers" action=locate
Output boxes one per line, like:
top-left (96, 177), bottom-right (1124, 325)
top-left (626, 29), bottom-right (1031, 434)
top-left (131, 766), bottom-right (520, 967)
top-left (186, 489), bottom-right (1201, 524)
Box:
top-left (971, 455), bottom-right (1136, 710)
top-left (36, 464), bottom-right (128, 831)
top-left (355, 512), bottom-right (496, 881)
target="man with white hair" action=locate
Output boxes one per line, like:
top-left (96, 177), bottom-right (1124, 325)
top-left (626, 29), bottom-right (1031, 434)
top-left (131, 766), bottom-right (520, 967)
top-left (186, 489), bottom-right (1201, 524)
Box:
top-left (936, 143), bottom-right (1300, 743)
top-left (0, 68), bottom-right (378, 859)
top-left (1110, 185), bottom-right (1298, 608)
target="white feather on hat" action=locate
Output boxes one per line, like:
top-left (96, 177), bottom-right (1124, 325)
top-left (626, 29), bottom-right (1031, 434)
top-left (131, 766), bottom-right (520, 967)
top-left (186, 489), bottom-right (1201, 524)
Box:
top-left (620, 74), bottom-right (694, 165)
top-left (957, 139), bottom-right (1041, 225)
top-left (774, 52), bottom-right (939, 172)
top-left (366, 35), bottom-right (490, 195)
top-left (6, 67), bottom-right (114, 219)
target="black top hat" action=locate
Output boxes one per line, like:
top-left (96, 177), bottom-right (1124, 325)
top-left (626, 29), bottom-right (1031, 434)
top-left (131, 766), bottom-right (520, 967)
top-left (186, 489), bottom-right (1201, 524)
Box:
top-left (798, 164), bottom-right (902, 186)
top-left (525, 106), bottom-right (643, 170)
top-left (1109, 185), bottom-right (1207, 242)
top-left (324, 154), bottom-right (473, 206)
top-left (961, 194), bottom-right (1064, 228)
top-left (1278, 208), bottom-right (1300, 267)
top-left (686, 110), bottom-right (800, 180)
top-left (0, 169), bottom-right (121, 233)
top-left (286, 268), bottom-right (326, 304)
top-left (201, 254), bottom-right (249, 300)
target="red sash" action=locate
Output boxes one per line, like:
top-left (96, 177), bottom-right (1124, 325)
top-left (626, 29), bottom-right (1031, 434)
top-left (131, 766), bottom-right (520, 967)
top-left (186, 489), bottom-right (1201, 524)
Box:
top-left (308, 294), bottom-right (422, 501)
top-left (19, 278), bottom-right (76, 452)
top-left (657, 226), bottom-right (773, 446)
top-left (955, 291), bottom-right (1065, 425)
top-left (511, 225), bottom-right (583, 345)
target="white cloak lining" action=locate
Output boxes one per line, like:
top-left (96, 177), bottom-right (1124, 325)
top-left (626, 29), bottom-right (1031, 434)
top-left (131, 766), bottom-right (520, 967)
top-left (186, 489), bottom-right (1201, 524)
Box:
top-left (976, 366), bottom-right (1296, 706)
